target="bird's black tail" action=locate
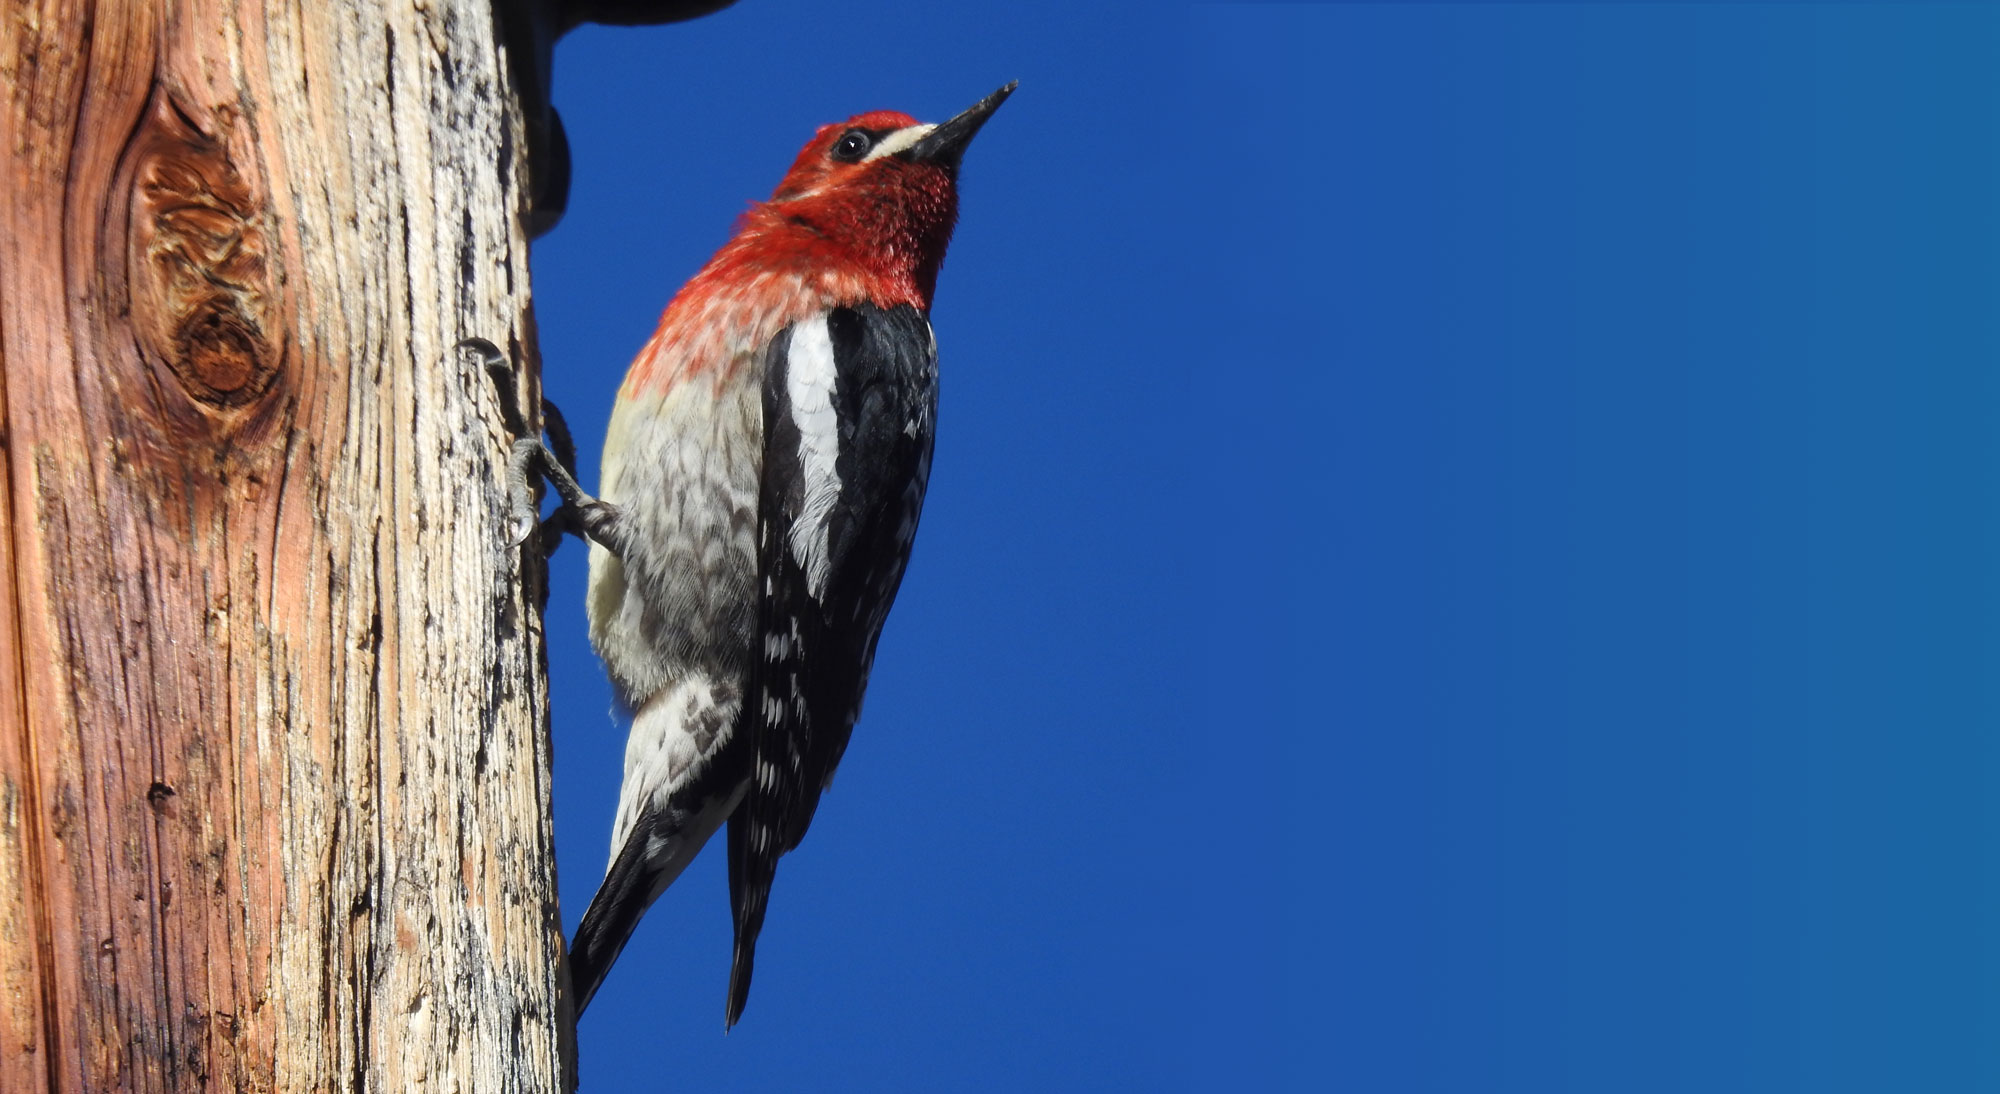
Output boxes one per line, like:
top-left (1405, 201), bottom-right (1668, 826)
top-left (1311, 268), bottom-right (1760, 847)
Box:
top-left (724, 812), bottom-right (775, 1030)
top-left (569, 833), bottom-right (661, 1016)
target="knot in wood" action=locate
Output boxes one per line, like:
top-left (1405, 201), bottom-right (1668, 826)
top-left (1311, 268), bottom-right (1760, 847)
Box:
top-left (127, 91), bottom-right (284, 412)
top-left (172, 298), bottom-right (274, 407)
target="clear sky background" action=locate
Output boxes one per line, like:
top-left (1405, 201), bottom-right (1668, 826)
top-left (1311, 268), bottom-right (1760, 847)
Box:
top-left (533, 3), bottom-right (2000, 1090)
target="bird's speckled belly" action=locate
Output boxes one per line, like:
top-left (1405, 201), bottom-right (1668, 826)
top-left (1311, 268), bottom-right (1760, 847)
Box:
top-left (587, 369), bottom-right (763, 707)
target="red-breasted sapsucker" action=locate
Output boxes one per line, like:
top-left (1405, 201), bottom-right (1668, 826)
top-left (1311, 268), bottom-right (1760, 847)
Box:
top-left (521, 83), bottom-right (1013, 1027)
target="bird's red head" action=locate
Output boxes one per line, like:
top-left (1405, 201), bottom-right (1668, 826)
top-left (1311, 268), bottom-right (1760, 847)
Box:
top-left (738, 83), bottom-right (1015, 309)
top-left (626, 84), bottom-right (1013, 396)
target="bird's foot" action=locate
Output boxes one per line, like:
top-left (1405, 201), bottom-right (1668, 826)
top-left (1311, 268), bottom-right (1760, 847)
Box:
top-left (506, 437), bottom-right (630, 557)
top-left (467, 337), bottom-right (629, 559)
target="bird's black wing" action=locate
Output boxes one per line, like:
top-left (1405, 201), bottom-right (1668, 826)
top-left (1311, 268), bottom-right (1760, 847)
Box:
top-left (725, 302), bottom-right (939, 1027)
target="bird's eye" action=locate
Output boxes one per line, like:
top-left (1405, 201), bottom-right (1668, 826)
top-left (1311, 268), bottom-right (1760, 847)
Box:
top-left (831, 130), bottom-right (873, 162)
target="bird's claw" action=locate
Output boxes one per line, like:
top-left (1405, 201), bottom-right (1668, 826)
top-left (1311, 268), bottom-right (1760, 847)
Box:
top-left (505, 433), bottom-right (627, 558)
top-left (474, 337), bottom-right (593, 555)
top-left (462, 337), bottom-right (530, 434)
top-left (506, 436), bottom-right (548, 546)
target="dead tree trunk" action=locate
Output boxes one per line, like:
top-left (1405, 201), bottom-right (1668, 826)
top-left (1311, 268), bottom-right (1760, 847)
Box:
top-left (0, 1), bottom-right (568, 1089)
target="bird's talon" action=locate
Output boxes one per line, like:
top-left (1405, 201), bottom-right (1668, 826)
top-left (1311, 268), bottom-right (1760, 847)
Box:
top-left (510, 513), bottom-right (538, 548)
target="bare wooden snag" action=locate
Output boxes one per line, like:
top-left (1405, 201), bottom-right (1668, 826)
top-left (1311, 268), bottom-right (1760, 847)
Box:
top-left (0, 0), bottom-right (571, 1089)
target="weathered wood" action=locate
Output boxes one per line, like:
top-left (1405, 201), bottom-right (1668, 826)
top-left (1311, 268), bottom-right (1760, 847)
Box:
top-left (0, 1), bottom-right (567, 1090)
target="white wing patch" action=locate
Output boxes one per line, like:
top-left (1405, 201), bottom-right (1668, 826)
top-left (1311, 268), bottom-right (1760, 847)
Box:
top-left (785, 315), bottom-right (842, 600)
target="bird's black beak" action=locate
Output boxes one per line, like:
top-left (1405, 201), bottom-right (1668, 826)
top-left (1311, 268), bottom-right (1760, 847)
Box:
top-left (905, 82), bottom-right (1017, 168)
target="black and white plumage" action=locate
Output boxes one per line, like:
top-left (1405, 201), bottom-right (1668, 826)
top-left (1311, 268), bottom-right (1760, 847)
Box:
top-left (567, 302), bottom-right (938, 1023)
top-left (726, 304), bottom-right (937, 1025)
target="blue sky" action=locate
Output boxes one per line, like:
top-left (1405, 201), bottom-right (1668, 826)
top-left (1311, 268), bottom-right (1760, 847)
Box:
top-left (533, 3), bottom-right (2000, 1090)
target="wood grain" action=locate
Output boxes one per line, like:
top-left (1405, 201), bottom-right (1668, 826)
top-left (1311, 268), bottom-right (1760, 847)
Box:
top-left (0, 1), bottom-right (567, 1089)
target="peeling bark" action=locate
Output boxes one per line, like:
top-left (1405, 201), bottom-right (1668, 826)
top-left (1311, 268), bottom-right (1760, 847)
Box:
top-left (0, 1), bottom-right (567, 1090)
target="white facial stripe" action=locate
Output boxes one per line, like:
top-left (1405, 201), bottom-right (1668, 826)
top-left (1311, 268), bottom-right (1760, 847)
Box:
top-left (862, 124), bottom-right (937, 162)
top-left (785, 315), bottom-right (842, 600)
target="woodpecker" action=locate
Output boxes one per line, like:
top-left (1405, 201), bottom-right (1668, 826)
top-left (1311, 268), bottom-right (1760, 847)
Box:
top-left (518, 83), bottom-right (1013, 1027)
